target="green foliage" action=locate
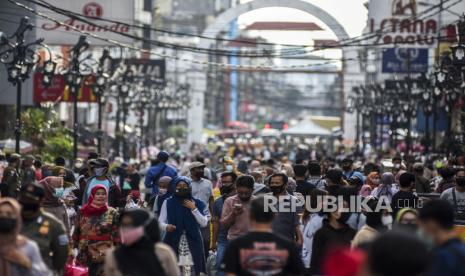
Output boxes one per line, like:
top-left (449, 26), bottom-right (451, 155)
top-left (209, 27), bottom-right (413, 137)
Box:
top-left (167, 125), bottom-right (187, 138)
top-left (21, 107), bottom-right (73, 162)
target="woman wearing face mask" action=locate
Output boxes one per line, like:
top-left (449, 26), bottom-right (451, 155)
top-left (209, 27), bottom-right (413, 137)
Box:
top-left (351, 199), bottom-right (388, 249)
top-left (359, 172), bottom-right (380, 197)
top-left (104, 209), bottom-right (180, 276)
top-left (371, 172), bottom-right (399, 203)
top-left (152, 176), bottom-right (173, 218)
top-left (394, 208), bottom-right (419, 233)
top-left (72, 185), bottom-right (120, 276)
top-left (0, 198), bottom-right (52, 276)
top-left (38, 176), bottom-right (71, 234)
top-left (158, 176), bottom-right (209, 275)
top-left (82, 158), bottom-right (124, 208)
top-left (310, 199), bottom-right (356, 275)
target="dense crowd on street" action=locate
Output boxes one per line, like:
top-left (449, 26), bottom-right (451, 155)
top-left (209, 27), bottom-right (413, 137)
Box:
top-left (1, 143), bottom-right (465, 276)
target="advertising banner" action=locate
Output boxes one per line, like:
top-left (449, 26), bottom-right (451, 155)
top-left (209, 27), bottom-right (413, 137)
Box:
top-left (113, 59), bottom-right (166, 85)
top-left (35, 0), bottom-right (134, 46)
top-left (33, 73), bottom-right (97, 103)
top-left (382, 48), bottom-right (429, 73)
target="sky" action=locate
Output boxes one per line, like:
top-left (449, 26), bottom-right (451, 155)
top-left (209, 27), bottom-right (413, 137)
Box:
top-left (237, 0), bottom-right (369, 43)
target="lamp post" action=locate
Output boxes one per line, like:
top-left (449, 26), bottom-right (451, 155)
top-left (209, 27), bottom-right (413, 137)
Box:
top-left (0, 17), bottom-right (52, 153)
top-left (92, 49), bottom-right (112, 155)
top-left (63, 35), bottom-right (90, 160)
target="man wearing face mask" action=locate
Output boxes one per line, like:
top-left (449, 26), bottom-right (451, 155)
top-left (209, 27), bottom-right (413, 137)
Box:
top-left (220, 175), bottom-right (255, 241)
top-left (341, 158), bottom-right (365, 183)
top-left (212, 172), bottom-right (237, 275)
top-left (82, 158), bottom-right (123, 208)
top-left (440, 168), bottom-right (465, 220)
top-left (189, 162), bottom-right (214, 261)
top-left (2, 153), bottom-right (21, 198)
top-left (266, 173), bottom-right (303, 246)
top-left (18, 182), bottom-right (69, 274)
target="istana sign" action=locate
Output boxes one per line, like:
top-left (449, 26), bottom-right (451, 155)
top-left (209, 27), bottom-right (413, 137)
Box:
top-left (36, 0), bottom-right (134, 46)
top-left (368, 0), bottom-right (438, 47)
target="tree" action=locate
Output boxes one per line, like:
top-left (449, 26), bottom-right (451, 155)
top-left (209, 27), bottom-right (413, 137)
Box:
top-left (21, 107), bottom-right (73, 162)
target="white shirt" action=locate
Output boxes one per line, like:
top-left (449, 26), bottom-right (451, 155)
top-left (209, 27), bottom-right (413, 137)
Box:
top-left (158, 200), bottom-right (209, 231)
top-left (191, 178), bottom-right (213, 207)
top-left (301, 214), bottom-right (324, 268)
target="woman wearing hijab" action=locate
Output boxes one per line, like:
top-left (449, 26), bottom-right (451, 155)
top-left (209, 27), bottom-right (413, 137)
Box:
top-left (371, 172), bottom-right (399, 203)
top-left (72, 185), bottom-right (120, 276)
top-left (0, 198), bottom-right (51, 276)
top-left (351, 198), bottom-right (388, 249)
top-left (104, 209), bottom-right (180, 276)
top-left (359, 172), bottom-right (380, 197)
top-left (158, 176), bottom-right (209, 275)
top-left (39, 176), bottom-right (70, 233)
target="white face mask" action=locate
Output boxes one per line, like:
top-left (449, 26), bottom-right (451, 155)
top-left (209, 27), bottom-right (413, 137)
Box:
top-left (158, 188), bottom-right (167, 195)
top-left (382, 215), bottom-right (393, 228)
top-left (94, 167), bottom-right (106, 176)
top-left (225, 165), bottom-right (233, 171)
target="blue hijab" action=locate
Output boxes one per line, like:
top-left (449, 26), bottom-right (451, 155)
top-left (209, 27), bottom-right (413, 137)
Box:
top-left (163, 176), bottom-right (206, 273)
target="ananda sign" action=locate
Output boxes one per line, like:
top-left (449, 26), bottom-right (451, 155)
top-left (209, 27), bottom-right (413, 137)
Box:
top-left (36, 0), bottom-right (134, 46)
top-left (368, 0), bottom-right (438, 47)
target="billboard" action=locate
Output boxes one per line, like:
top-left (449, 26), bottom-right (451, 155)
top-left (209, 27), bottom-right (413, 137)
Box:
top-left (367, 0), bottom-right (438, 48)
top-left (113, 59), bottom-right (166, 85)
top-left (382, 48), bottom-right (429, 73)
top-left (33, 73), bottom-right (97, 103)
top-left (35, 0), bottom-right (134, 46)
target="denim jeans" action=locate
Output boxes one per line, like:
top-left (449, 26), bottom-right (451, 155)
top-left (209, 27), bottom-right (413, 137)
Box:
top-left (215, 239), bottom-right (229, 275)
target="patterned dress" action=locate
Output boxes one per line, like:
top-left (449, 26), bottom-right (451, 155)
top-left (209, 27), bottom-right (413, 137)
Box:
top-left (72, 207), bottom-right (120, 266)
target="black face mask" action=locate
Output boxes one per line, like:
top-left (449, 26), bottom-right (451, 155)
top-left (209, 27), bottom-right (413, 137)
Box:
top-left (220, 185), bottom-right (234, 196)
top-left (398, 223), bottom-right (418, 233)
top-left (456, 177), bottom-right (465, 187)
top-left (238, 195), bottom-right (251, 202)
top-left (21, 202), bottom-right (40, 213)
top-left (0, 217), bottom-right (16, 233)
top-left (270, 185), bottom-right (285, 195)
top-left (175, 187), bottom-right (191, 198)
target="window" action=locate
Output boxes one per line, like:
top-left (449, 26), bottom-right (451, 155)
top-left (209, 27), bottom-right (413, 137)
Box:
top-left (143, 0), bottom-right (152, 12)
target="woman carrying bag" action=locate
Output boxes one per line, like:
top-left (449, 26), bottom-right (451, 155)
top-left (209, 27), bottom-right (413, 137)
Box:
top-left (72, 185), bottom-right (119, 276)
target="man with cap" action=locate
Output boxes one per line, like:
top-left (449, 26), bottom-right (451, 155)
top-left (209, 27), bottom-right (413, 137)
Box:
top-left (341, 158), bottom-right (365, 183)
top-left (21, 154), bottom-right (36, 186)
top-left (144, 150), bottom-right (177, 196)
top-left (82, 158), bottom-right (124, 208)
top-left (1, 153), bottom-right (21, 198)
top-left (18, 182), bottom-right (69, 273)
top-left (190, 161), bottom-right (214, 260)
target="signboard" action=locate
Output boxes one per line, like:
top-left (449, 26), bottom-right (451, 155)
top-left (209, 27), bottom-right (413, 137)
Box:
top-left (33, 73), bottom-right (97, 103)
top-left (113, 59), bottom-right (166, 85)
top-left (35, 0), bottom-right (134, 46)
top-left (382, 48), bottom-right (429, 73)
top-left (368, 0), bottom-right (438, 47)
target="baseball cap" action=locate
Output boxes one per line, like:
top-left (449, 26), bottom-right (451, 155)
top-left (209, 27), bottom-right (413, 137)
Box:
top-left (189, 161), bottom-right (205, 170)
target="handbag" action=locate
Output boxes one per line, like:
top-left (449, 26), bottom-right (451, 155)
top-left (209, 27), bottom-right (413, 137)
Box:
top-left (87, 241), bottom-right (112, 263)
top-left (65, 258), bottom-right (88, 276)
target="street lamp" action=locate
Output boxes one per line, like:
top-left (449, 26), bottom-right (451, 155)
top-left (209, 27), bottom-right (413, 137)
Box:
top-left (0, 17), bottom-right (52, 153)
top-left (62, 35), bottom-right (90, 160)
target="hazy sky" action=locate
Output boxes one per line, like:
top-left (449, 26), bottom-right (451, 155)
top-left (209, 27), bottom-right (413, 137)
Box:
top-left (238, 0), bottom-right (369, 44)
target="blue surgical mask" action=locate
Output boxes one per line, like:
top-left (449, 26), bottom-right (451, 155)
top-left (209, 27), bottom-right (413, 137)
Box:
top-left (54, 187), bottom-right (64, 198)
top-left (94, 167), bottom-right (106, 176)
top-left (225, 165), bottom-right (233, 171)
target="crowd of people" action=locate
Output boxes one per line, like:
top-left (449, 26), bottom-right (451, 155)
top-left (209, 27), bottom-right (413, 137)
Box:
top-left (0, 147), bottom-right (465, 276)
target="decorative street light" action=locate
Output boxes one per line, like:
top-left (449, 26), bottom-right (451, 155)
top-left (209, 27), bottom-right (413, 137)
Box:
top-left (0, 17), bottom-right (53, 153)
top-left (62, 35), bottom-right (91, 160)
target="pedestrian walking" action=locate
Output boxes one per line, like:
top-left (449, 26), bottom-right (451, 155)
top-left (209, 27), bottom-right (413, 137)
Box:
top-left (220, 196), bottom-right (305, 275)
top-left (0, 197), bottom-right (52, 276)
top-left (18, 182), bottom-right (69, 273)
top-left (72, 185), bottom-right (120, 276)
top-left (104, 209), bottom-right (180, 276)
top-left (158, 176), bottom-right (209, 275)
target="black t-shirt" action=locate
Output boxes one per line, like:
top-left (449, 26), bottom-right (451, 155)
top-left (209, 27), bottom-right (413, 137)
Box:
top-left (295, 180), bottom-right (316, 197)
top-left (391, 190), bottom-right (419, 217)
top-left (221, 231), bottom-right (304, 276)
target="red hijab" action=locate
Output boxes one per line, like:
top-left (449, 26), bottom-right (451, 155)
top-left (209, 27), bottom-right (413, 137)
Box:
top-left (80, 185), bottom-right (108, 217)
